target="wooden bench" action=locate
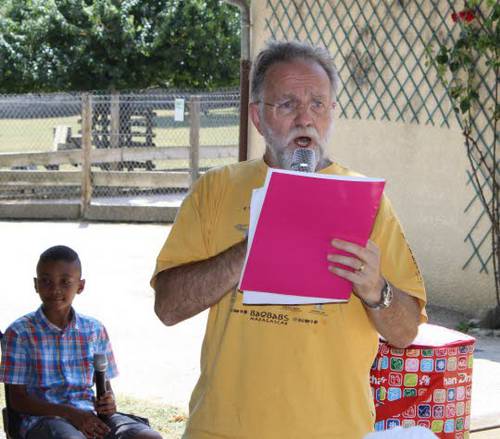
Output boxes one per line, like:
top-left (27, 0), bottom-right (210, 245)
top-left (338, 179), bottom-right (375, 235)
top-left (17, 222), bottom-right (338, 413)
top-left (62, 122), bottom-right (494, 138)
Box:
top-left (52, 125), bottom-right (73, 151)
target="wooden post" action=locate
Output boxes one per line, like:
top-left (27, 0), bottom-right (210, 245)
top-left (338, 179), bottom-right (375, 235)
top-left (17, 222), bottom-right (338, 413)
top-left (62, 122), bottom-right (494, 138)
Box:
top-left (189, 96), bottom-right (200, 185)
top-left (238, 59), bottom-right (251, 162)
top-left (80, 93), bottom-right (93, 218)
top-left (110, 91), bottom-right (120, 170)
top-left (110, 91), bottom-right (120, 149)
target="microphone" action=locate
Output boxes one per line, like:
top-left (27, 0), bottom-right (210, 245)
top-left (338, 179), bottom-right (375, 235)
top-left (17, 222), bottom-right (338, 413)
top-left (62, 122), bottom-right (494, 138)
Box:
top-left (94, 352), bottom-right (108, 418)
top-left (290, 147), bottom-right (316, 172)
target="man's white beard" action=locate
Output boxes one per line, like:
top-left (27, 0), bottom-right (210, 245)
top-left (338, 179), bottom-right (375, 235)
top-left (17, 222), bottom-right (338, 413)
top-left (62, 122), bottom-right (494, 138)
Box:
top-left (262, 122), bottom-right (334, 171)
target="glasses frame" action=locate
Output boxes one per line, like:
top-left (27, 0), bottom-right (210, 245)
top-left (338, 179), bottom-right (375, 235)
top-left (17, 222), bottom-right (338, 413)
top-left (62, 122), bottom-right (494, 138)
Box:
top-left (256, 98), bottom-right (337, 119)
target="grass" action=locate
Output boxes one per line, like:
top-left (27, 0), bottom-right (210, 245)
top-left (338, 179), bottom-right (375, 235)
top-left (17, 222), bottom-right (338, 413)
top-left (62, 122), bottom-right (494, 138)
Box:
top-left (0, 109), bottom-right (239, 153)
top-left (114, 394), bottom-right (187, 438)
top-left (0, 385), bottom-right (188, 439)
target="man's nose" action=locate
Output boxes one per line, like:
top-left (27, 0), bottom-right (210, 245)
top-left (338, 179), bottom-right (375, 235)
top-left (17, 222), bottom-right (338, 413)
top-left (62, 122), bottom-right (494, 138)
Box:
top-left (293, 104), bottom-right (314, 127)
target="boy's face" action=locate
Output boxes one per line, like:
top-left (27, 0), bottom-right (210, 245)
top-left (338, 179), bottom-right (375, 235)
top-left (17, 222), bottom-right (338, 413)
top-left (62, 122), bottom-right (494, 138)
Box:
top-left (34, 260), bottom-right (85, 314)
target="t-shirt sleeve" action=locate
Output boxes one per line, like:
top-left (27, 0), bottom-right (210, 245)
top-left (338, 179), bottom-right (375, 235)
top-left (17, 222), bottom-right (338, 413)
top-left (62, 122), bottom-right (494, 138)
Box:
top-left (0, 326), bottom-right (30, 385)
top-left (371, 195), bottom-right (427, 323)
top-left (150, 174), bottom-right (215, 288)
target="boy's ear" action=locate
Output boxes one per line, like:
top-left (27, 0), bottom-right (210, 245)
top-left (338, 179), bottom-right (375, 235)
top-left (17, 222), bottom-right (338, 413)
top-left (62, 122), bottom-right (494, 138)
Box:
top-left (33, 277), bottom-right (38, 292)
top-left (77, 279), bottom-right (86, 295)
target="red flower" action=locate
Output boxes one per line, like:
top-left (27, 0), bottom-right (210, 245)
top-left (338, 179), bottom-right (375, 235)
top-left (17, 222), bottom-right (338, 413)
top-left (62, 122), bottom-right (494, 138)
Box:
top-left (451, 9), bottom-right (475, 23)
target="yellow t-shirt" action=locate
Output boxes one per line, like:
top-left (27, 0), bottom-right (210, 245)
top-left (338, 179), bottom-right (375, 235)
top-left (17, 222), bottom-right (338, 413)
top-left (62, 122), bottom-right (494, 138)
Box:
top-left (152, 158), bottom-right (427, 439)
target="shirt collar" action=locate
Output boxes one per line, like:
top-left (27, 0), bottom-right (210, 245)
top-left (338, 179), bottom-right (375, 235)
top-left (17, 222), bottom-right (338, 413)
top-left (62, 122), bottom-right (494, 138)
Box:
top-left (35, 306), bottom-right (79, 333)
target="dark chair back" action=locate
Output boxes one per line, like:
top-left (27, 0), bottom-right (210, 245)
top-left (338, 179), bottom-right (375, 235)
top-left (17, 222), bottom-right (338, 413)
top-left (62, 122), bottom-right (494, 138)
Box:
top-left (1, 330), bottom-right (22, 439)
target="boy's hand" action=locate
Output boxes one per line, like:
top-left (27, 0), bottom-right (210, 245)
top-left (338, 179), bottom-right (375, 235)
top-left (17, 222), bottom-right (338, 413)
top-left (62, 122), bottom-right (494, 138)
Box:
top-left (67, 407), bottom-right (110, 438)
top-left (95, 390), bottom-right (117, 416)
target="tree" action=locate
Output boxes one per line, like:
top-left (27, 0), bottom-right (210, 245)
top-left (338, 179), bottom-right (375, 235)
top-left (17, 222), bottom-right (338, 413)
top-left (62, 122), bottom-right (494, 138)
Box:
top-left (429, 0), bottom-right (499, 327)
top-left (0, 0), bottom-right (240, 92)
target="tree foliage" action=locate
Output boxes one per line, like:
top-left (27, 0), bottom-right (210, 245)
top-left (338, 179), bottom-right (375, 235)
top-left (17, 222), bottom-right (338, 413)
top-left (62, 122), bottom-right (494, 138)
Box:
top-left (0, 0), bottom-right (241, 92)
top-left (428, 0), bottom-right (499, 315)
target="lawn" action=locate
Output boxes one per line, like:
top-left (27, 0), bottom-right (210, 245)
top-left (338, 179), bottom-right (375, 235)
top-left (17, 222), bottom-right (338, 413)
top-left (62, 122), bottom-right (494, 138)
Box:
top-left (0, 109), bottom-right (239, 173)
top-left (0, 109), bottom-right (239, 153)
top-left (0, 385), bottom-right (188, 438)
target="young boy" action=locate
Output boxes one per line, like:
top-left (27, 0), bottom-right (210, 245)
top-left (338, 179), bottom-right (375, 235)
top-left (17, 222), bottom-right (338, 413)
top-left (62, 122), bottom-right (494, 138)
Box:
top-left (0, 245), bottom-right (162, 439)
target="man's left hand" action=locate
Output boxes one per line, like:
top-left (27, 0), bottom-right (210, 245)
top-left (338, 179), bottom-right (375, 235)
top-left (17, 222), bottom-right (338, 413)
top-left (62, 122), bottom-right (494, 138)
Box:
top-left (327, 239), bottom-right (385, 305)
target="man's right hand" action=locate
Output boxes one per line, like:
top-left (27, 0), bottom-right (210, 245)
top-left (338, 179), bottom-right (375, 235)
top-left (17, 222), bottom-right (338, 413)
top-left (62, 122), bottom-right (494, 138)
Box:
top-left (67, 407), bottom-right (110, 439)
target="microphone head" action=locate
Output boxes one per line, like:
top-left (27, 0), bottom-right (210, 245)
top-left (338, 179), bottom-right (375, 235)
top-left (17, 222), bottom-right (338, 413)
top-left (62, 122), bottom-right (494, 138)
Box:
top-left (93, 353), bottom-right (108, 373)
top-left (290, 147), bottom-right (316, 172)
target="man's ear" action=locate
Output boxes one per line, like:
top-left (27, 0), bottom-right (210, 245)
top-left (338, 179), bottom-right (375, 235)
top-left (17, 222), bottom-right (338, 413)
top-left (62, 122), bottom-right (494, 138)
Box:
top-left (77, 279), bottom-right (86, 295)
top-left (33, 277), bottom-right (38, 293)
top-left (249, 102), bottom-right (264, 136)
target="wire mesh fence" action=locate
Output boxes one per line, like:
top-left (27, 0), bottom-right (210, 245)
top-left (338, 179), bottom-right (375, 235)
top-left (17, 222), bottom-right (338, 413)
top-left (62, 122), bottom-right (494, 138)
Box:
top-left (0, 90), bottom-right (240, 212)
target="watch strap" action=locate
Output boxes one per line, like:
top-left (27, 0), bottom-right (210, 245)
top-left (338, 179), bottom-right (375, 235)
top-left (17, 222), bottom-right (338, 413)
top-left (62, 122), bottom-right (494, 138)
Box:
top-left (362, 280), bottom-right (393, 310)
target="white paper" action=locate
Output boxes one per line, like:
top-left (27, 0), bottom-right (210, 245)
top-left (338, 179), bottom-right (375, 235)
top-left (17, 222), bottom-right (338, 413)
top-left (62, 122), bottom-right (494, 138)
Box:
top-left (174, 98), bottom-right (185, 122)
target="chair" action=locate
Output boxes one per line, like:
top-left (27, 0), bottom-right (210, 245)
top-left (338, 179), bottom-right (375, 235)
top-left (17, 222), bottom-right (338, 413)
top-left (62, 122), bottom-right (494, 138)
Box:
top-left (1, 331), bottom-right (22, 439)
top-left (3, 385), bottom-right (22, 439)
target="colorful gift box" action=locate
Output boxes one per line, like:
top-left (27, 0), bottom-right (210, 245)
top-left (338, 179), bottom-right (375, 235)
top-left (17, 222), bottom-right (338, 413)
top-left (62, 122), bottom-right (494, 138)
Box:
top-left (371, 324), bottom-right (475, 438)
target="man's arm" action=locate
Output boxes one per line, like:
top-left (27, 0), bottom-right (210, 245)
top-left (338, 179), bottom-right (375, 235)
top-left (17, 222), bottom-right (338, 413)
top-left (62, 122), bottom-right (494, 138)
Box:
top-left (364, 284), bottom-right (420, 348)
top-left (8, 384), bottom-right (110, 437)
top-left (154, 240), bottom-right (247, 326)
top-left (328, 239), bottom-right (421, 348)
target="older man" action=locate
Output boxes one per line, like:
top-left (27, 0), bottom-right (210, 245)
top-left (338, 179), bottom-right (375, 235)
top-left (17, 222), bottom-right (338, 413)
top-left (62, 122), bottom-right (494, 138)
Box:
top-left (151, 41), bottom-right (426, 439)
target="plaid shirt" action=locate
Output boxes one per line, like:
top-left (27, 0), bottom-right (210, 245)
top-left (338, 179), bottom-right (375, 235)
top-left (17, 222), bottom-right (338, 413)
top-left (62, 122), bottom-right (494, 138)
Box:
top-left (0, 306), bottom-right (118, 437)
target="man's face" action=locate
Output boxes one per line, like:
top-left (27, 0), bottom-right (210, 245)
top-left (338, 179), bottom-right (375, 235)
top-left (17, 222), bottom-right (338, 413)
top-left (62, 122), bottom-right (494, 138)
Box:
top-left (250, 60), bottom-right (336, 170)
top-left (34, 260), bottom-right (84, 315)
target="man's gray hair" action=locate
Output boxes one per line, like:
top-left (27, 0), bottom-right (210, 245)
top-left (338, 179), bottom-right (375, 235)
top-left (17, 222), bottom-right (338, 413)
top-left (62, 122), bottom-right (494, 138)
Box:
top-left (250, 40), bottom-right (340, 102)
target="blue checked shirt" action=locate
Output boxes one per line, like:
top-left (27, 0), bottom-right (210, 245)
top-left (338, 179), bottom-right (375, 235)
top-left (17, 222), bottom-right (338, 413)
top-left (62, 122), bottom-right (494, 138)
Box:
top-left (0, 306), bottom-right (118, 437)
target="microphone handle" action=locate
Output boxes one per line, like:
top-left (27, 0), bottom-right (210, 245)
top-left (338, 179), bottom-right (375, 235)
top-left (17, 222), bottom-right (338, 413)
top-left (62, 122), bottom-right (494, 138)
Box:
top-left (95, 370), bottom-right (108, 420)
top-left (95, 370), bottom-right (107, 398)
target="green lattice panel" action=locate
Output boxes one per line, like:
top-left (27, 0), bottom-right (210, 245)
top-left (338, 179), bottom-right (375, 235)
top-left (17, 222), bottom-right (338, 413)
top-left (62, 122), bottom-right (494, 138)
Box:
top-left (264, 0), bottom-right (497, 273)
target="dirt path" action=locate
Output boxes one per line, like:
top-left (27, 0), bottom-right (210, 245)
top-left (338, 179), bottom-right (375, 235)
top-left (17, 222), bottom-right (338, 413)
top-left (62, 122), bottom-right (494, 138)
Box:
top-left (1, 220), bottom-right (499, 429)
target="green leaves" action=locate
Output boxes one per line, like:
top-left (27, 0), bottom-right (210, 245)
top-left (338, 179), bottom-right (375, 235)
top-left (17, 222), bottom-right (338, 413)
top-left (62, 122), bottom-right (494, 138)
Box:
top-left (430, 2), bottom-right (499, 121)
top-left (0, 0), bottom-right (240, 92)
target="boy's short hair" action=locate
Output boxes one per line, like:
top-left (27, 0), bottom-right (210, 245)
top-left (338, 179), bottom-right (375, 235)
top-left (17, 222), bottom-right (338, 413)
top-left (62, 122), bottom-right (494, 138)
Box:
top-left (37, 245), bottom-right (81, 273)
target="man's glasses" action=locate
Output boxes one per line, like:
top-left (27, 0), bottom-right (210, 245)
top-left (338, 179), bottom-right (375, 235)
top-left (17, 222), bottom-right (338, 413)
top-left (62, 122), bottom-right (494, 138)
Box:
top-left (258, 98), bottom-right (336, 118)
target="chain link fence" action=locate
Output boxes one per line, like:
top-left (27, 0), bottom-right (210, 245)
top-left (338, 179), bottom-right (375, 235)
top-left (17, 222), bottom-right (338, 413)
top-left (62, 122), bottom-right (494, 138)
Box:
top-left (0, 90), bottom-right (239, 220)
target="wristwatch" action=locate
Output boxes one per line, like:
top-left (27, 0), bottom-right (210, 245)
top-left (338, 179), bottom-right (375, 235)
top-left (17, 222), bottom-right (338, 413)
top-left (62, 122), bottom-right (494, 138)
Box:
top-left (362, 280), bottom-right (393, 310)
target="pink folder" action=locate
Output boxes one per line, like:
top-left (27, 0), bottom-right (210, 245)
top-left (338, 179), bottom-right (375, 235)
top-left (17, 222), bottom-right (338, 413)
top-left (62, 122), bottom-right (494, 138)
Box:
top-left (240, 170), bottom-right (385, 301)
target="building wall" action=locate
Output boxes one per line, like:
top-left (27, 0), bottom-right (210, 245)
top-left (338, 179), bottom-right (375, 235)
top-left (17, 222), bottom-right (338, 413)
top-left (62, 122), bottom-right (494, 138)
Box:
top-left (248, 0), bottom-right (496, 315)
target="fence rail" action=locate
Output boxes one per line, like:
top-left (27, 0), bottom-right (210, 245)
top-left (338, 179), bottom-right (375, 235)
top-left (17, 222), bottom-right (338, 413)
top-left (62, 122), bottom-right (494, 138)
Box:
top-left (0, 91), bottom-right (240, 222)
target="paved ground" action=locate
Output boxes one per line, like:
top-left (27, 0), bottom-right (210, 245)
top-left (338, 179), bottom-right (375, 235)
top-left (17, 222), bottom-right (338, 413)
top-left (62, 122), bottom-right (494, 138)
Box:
top-left (1, 220), bottom-right (499, 434)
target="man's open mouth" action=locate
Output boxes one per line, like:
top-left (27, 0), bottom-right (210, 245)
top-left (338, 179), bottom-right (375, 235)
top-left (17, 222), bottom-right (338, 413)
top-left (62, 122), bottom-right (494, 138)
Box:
top-left (294, 136), bottom-right (312, 148)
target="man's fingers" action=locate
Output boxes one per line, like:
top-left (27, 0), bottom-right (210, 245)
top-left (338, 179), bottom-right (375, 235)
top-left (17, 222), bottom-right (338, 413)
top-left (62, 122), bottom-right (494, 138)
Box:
top-left (328, 265), bottom-right (363, 282)
top-left (327, 253), bottom-right (364, 270)
top-left (332, 239), bottom-right (380, 257)
top-left (331, 239), bottom-right (363, 256)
